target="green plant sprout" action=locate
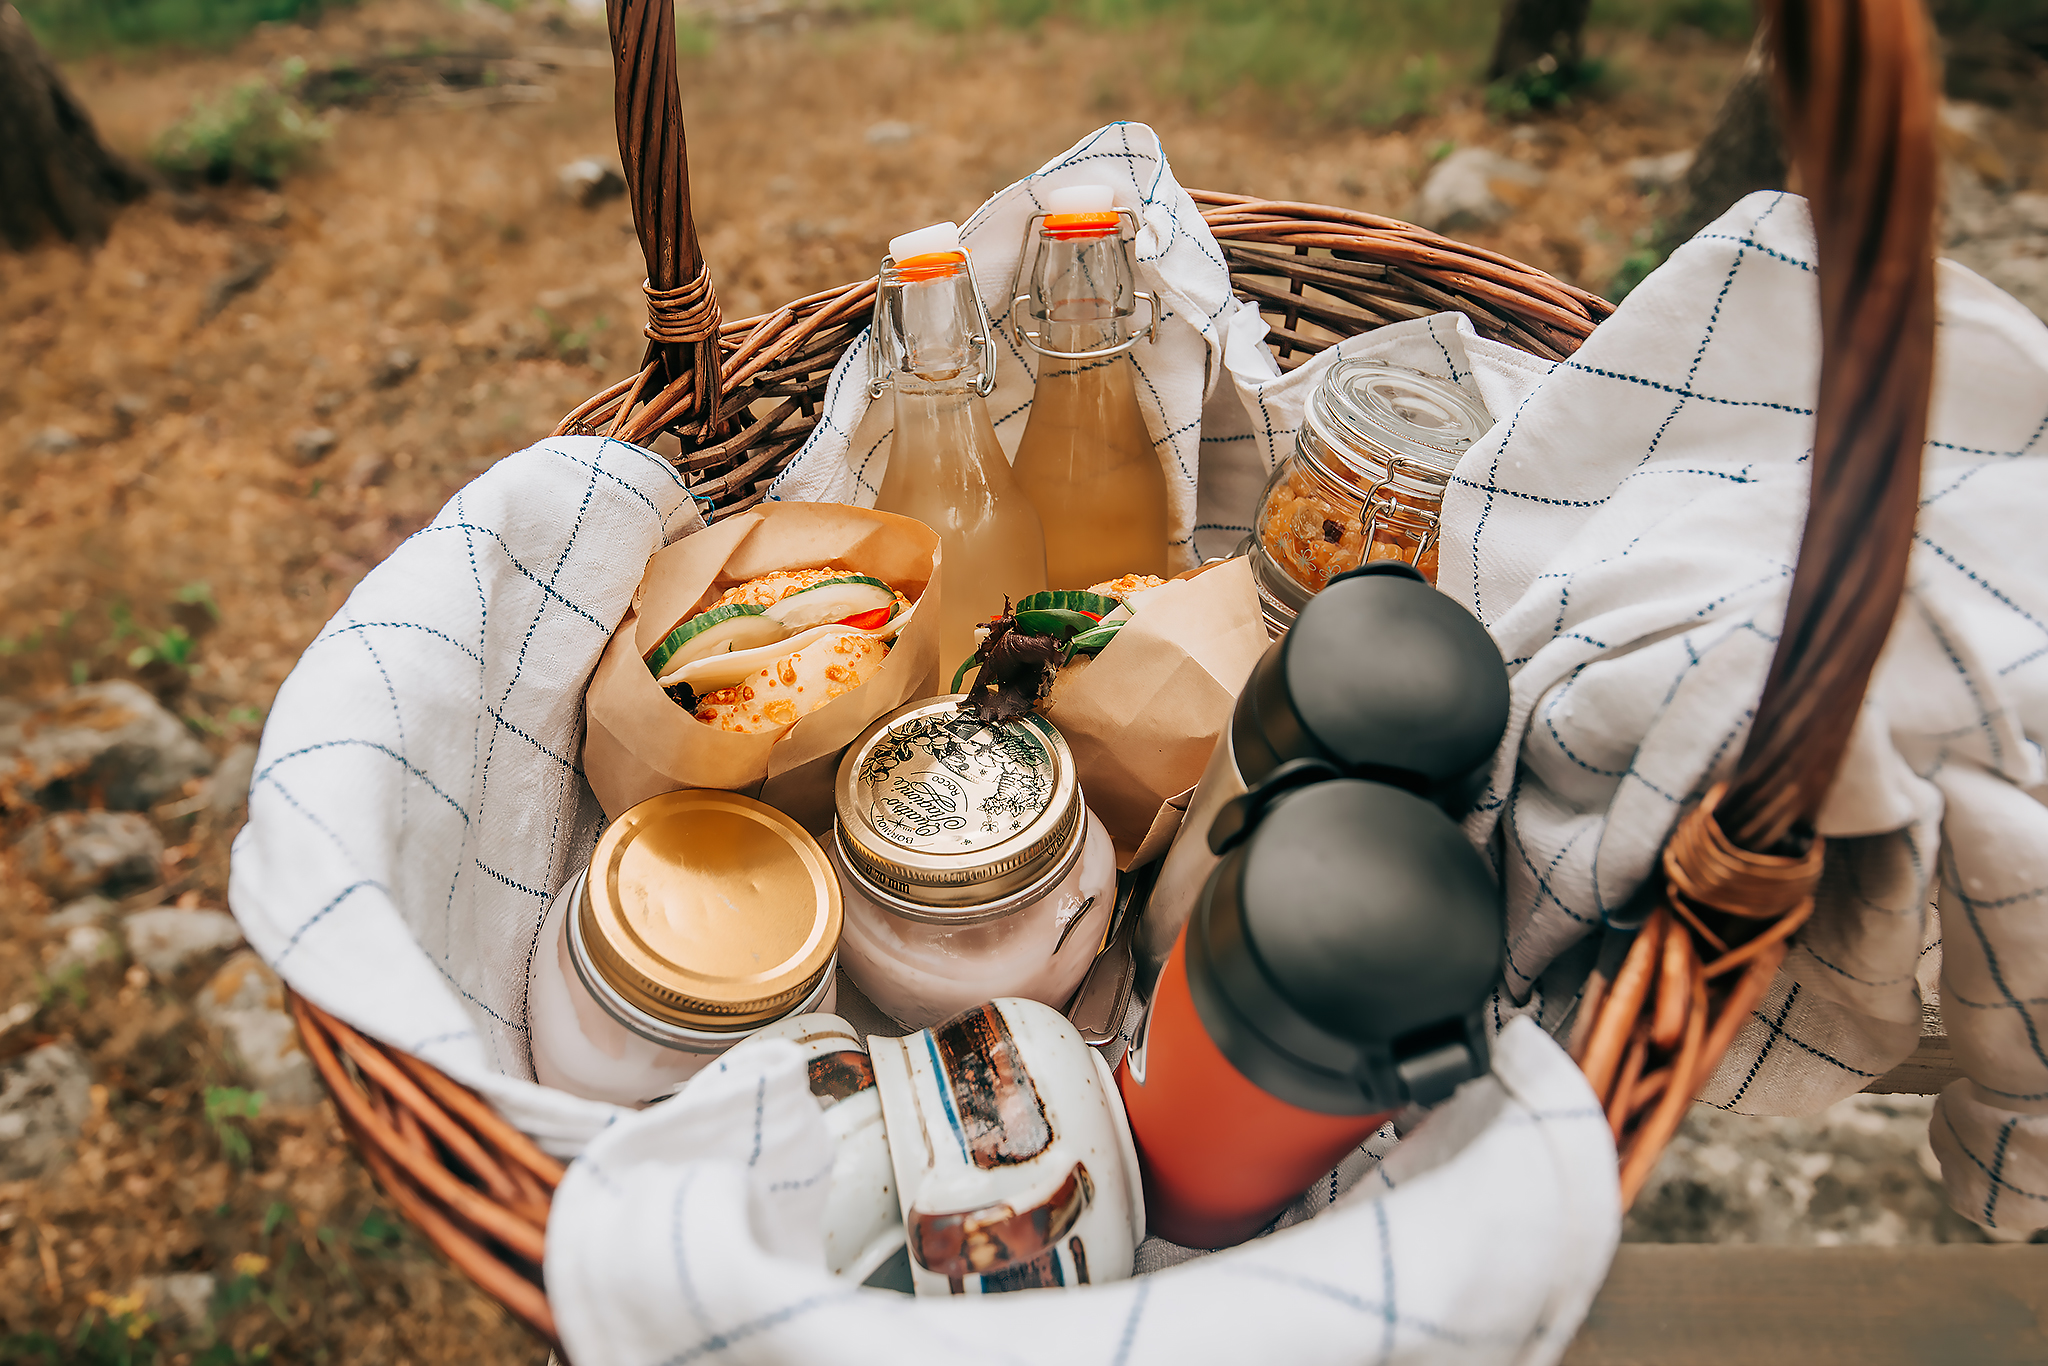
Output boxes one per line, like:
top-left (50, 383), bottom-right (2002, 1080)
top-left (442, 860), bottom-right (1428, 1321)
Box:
top-left (175, 581), bottom-right (222, 621)
top-left (128, 626), bottom-right (198, 673)
top-left (204, 1086), bottom-right (266, 1166)
top-left (39, 964), bottom-right (91, 1009)
top-left (533, 308), bottom-right (611, 366)
top-left (153, 73), bottom-right (329, 186)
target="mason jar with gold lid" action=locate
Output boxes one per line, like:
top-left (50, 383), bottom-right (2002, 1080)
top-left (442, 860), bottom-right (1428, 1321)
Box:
top-left (831, 696), bottom-right (1115, 1029)
top-left (528, 789), bottom-right (841, 1107)
top-left (1247, 360), bottom-right (1494, 634)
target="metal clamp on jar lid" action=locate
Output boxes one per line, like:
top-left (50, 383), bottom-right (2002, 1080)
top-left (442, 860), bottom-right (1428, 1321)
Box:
top-left (834, 697), bottom-right (1085, 922)
top-left (578, 790), bottom-right (842, 1032)
top-left (1186, 779), bottom-right (1503, 1116)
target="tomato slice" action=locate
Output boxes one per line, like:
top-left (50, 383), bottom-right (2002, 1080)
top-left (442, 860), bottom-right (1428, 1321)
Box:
top-left (837, 606), bottom-right (894, 630)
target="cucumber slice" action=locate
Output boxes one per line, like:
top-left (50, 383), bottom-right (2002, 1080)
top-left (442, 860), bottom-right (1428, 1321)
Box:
top-left (662, 623), bottom-right (865, 693)
top-left (1014, 607), bottom-right (1105, 639)
top-left (762, 575), bottom-right (897, 631)
top-left (646, 603), bottom-right (789, 680)
top-left (1013, 589), bottom-right (1120, 618)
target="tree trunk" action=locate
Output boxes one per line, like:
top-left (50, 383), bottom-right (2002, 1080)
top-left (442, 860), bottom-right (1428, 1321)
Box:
top-left (1486, 0), bottom-right (1594, 83)
top-left (1654, 24), bottom-right (1789, 256)
top-left (0, 3), bottom-right (149, 251)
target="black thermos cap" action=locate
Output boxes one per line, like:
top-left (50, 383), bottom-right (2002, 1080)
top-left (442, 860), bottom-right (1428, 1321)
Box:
top-left (1185, 779), bottom-right (1504, 1116)
top-left (1231, 562), bottom-right (1510, 813)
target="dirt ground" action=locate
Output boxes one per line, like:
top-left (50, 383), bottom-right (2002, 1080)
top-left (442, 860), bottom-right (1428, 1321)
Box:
top-left (2, 0), bottom-right (2043, 1360)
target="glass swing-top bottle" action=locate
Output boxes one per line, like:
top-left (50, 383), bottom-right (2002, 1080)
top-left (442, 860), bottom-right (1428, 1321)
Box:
top-left (1009, 185), bottom-right (1171, 586)
top-left (869, 220), bottom-right (1048, 671)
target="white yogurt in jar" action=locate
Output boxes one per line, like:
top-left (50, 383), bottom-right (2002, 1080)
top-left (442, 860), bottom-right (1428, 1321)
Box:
top-left (831, 698), bottom-right (1116, 1029)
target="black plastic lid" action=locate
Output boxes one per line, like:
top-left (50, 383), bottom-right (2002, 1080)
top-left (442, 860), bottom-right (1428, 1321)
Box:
top-left (1184, 779), bottom-right (1503, 1116)
top-left (1230, 561), bottom-right (1509, 814)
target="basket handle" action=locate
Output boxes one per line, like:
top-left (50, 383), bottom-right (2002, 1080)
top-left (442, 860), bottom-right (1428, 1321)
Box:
top-left (604, 0), bottom-right (726, 438)
top-left (1592, 0), bottom-right (1939, 1206)
top-left (1719, 0), bottom-right (1939, 847)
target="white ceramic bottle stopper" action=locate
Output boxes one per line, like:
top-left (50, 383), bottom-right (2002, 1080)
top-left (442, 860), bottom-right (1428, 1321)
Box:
top-left (888, 221), bottom-right (964, 261)
top-left (1044, 184), bottom-right (1116, 214)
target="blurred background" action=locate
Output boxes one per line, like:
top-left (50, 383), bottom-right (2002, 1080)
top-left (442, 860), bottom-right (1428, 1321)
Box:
top-left (1, 0), bottom-right (2044, 1361)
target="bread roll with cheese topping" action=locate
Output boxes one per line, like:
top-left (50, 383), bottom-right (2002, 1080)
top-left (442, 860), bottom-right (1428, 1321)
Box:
top-left (693, 629), bottom-right (891, 735)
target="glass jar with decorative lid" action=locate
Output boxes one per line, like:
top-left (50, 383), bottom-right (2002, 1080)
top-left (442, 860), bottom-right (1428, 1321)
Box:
top-left (831, 697), bottom-right (1116, 1029)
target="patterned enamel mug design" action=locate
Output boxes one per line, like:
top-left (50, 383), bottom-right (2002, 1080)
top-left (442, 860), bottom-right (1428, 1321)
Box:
top-left (749, 1013), bottom-right (906, 1283)
top-left (867, 998), bottom-right (1144, 1296)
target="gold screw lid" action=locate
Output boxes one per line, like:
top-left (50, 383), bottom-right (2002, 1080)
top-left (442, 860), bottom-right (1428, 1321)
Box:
top-left (578, 790), bottom-right (842, 1031)
top-left (834, 697), bottom-right (1081, 910)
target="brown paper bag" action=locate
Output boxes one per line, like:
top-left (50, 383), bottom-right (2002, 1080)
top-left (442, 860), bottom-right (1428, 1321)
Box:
top-left (583, 502), bottom-right (942, 832)
top-left (1042, 556), bottom-right (1267, 866)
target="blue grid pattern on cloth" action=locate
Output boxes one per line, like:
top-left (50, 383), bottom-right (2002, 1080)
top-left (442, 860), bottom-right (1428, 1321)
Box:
top-left (230, 435), bottom-right (700, 1153)
top-left (1440, 192), bottom-right (2048, 1231)
top-left (541, 1018), bottom-right (1618, 1366)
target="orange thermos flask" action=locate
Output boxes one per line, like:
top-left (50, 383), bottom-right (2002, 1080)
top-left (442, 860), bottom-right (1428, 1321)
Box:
top-left (1117, 778), bottom-right (1504, 1248)
top-left (1116, 562), bottom-right (1512, 1250)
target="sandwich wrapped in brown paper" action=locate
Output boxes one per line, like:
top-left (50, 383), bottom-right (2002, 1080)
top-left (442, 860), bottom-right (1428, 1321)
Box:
top-left (1042, 557), bottom-right (1267, 867)
top-left (583, 502), bottom-right (942, 832)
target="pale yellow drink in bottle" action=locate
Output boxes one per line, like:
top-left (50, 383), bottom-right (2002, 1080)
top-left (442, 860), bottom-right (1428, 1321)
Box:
top-left (868, 222), bottom-right (1047, 672)
top-left (1011, 187), bottom-right (1170, 586)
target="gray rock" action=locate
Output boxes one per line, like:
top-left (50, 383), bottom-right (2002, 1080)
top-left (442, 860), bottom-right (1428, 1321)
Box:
top-left (13, 811), bottom-right (164, 898)
top-left (49, 923), bottom-right (117, 975)
top-left (1626, 1095), bottom-right (1989, 1245)
top-left (137, 1272), bottom-right (216, 1332)
top-left (341, 450), bottom-right (392, 490)
top-left (863, 119), bottom-right (917, 147)
top-left (110, 394), bottom-right (149, 435)
top-left (291, 427), bottom-right (339, 465)
top-left (1941, 166), bottom-right (2048, 324)
top-left (123, 907), bottom-right (244, 978)
top-left (0, 1043), bottom-right (94, 1181)
top-left (1623, 150), bottom-right (1694, 194)
top-left (2009, 193), bottom-right (2048, 235)
top-left (45, 894), bottom-right (117, 930)
top-left (1411, 147), bottom-right (1546, 233)
top-left (370, 348), bottom-right (419, 389)
top-left (29, 426), bottom-right (78, 456)
top-left (0, 680), bottom-right (214, 810)
top-left (208, 742), bottom-right (259, 815)
top-left (197, 951), bottom-right (321, 1107)
top-left (0, 1000), bottom-right (37, 1042)
top-left (557, 156), bottom-right (626, 206)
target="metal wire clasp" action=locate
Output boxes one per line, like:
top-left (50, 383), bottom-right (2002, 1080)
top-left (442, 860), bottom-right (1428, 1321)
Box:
top-left (1352, 454), bottom-right (1447, 572)
top-left (867, 250), bottom-right (1002, 401)
top-left (1006, 206), bottom-right (1159, 362)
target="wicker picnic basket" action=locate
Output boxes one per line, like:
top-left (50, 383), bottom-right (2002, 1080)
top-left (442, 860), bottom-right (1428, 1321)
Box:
top-left (291, 0), bottom-right (1937, 1349)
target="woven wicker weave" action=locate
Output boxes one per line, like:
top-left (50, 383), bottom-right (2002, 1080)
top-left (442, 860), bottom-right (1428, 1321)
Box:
top-left (293, 0), bottom-right (1937, 1351)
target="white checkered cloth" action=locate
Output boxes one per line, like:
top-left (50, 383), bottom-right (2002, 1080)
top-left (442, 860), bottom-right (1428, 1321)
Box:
top-left (545, 1019), bottom-right (1615, 1366)
top-left (224, 420), bottom-right (1617, 1363)
top-left (1428, 192), bottom-right (2048, 1233)
top-left (766, 122), bottom-right (1252, 571)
